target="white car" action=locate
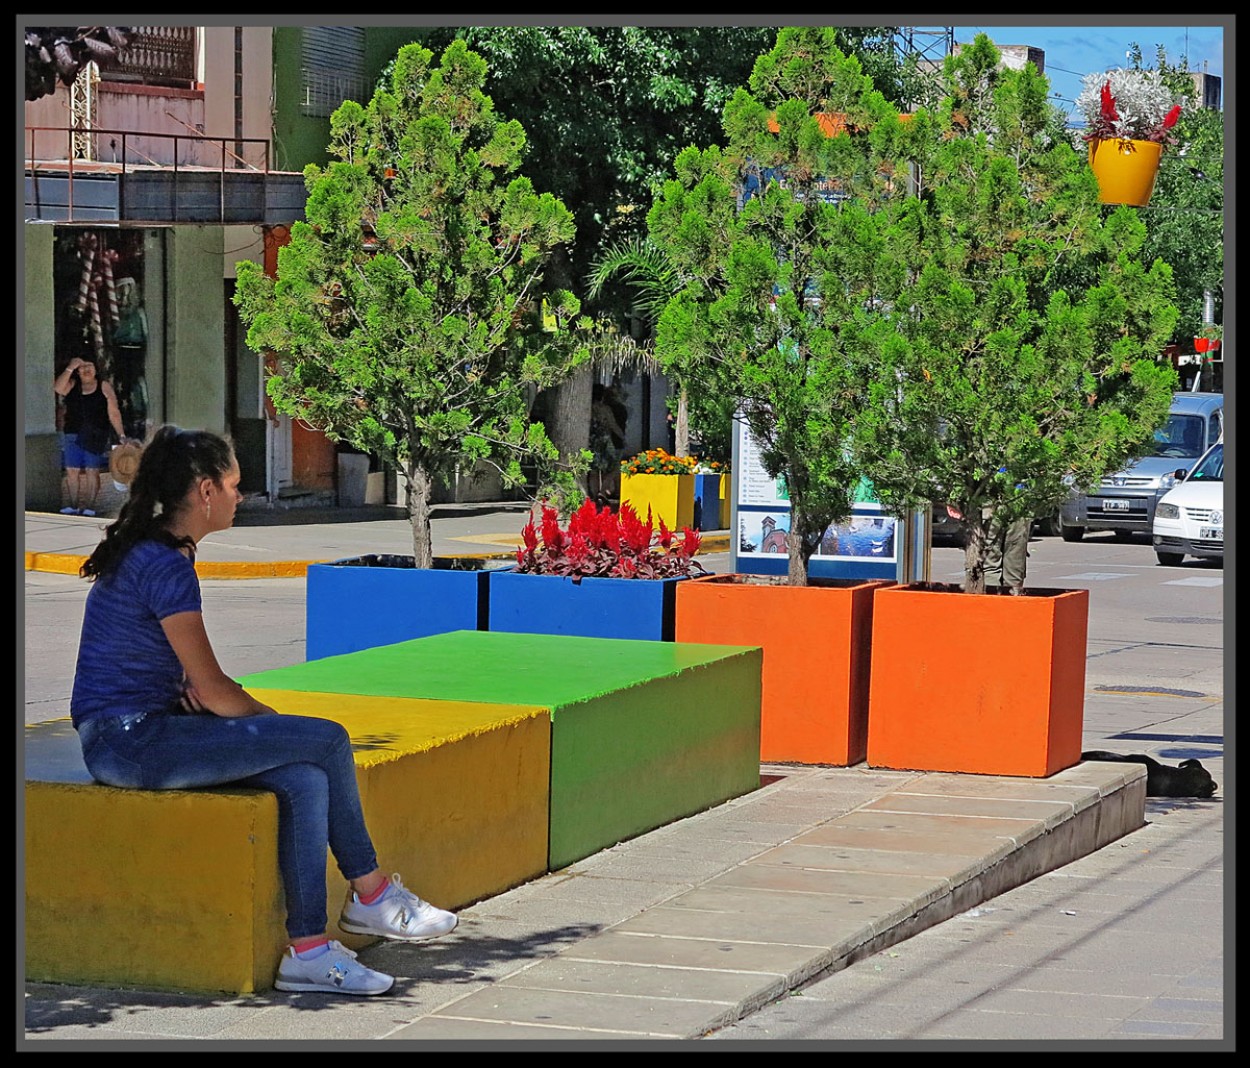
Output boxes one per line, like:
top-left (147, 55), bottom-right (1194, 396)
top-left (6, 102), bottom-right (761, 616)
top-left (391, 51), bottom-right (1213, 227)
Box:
top-left (1151, 442), bottom-right (1224, 566)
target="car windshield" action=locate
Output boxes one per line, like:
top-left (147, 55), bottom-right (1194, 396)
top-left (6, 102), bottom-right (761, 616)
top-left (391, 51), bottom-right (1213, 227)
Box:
top-left (1151, 414), bottom-right (1208, 459)
top-left (1187, 444), bottom-right (1224, 482)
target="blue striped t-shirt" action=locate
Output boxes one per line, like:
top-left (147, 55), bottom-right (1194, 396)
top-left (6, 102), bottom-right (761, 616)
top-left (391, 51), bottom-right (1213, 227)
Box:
top-left (70, 539), bottom-right (202, 727)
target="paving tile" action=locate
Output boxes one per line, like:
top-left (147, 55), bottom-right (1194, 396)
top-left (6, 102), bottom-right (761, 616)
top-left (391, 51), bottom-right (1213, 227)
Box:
top-left (751, 840), bottom-right (972, 881)
top-left (794, 821), bottom-right (1019, 859)
top-left (560, 930), bottom-right (823, 977)
top-left (502, 956), bottom-right (784, 1006)
top-left (863, 792), bottom-right (1076, 825)
top-left (698, 860), bottom-right (943, 907)
top-left (386, 1016), bottom-right (646, 1040)
top-left (428, 983), bottom-right (734, 1038)
top-left (611, 902), bottom-right (868, 949)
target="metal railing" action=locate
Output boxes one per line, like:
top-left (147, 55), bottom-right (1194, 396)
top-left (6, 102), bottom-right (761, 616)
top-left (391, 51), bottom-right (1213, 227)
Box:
top-left (26, 125), bottom-right (274, 223)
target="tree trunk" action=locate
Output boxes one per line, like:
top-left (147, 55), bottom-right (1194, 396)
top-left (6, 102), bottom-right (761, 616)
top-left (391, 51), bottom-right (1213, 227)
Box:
top-left (545, 364), bottom-right (594, 504)
top-left (406, 463), bottom-right (434, 570)
top-left (674, 385), bottom-right (690, 458)
top-left (962, 510), bottom-right (990, 594)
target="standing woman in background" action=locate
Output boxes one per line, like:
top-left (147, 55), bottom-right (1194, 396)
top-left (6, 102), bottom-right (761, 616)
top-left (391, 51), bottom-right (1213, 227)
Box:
top-left (54, 356), bottom-right (129, 516)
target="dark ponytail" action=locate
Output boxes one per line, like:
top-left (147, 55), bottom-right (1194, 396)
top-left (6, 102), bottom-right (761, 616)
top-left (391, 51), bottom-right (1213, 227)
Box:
top-left (81, 425), bottom-right (236, 580)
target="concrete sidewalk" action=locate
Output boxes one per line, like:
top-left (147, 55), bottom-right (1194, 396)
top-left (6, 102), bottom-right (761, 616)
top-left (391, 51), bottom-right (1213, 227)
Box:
top-left (24, 498), bottom-right (730, 578)
top-left (22, 506), bottom-right (1226, 1045)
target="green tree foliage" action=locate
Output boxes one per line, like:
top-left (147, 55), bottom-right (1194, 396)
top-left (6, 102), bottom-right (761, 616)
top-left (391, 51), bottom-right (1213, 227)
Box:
top-left (647, 28), bottom-right (907, 585)
top-left (647, 29), bottom-right (1179, 591)
top-left (1126, 45), bottom-right (1224, 348)
top-left (403, 26), bottom-right (908, 303)
top-left (234, 41), bottom-right (588, 568)
top-left (852, 35), bottom-right (1180, 591)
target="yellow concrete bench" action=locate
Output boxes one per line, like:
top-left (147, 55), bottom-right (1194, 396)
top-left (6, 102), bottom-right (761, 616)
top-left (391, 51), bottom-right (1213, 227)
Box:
top-left (25, 698), bottom-right (551, 995)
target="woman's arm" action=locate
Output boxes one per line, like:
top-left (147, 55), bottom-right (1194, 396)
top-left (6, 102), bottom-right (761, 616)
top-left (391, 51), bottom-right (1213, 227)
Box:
top-left (161, 610), bottom-right (278, 717)
top-left (100, 381), bottom-right (128, 441)
top-left (53, 359), bottom-right (83, 397)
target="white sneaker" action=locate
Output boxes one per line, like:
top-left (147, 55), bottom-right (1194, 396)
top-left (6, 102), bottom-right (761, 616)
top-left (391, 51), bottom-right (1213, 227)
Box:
top-left (339, 873), bottom-right (459, 942)
top-left (81, 508), bottom-right (96, 517)
top-left (274, 940), bottom-right (394, 996)
top-left (59, 506), bottom-right (78, 515)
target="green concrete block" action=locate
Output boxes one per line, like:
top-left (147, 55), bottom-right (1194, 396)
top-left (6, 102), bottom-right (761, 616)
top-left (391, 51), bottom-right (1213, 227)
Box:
top-left (240, 631), bottom-right (764, 868)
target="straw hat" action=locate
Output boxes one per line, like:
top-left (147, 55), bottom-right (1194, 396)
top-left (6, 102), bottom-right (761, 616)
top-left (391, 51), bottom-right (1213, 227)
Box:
top-left (109, 441), bottom-right (143, 489)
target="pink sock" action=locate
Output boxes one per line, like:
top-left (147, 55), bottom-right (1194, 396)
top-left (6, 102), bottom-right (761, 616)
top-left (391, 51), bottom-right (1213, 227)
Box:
top-left (294, 937), bottom-right (330, 959)
top-left (358, 878), bottom-right (389, 905)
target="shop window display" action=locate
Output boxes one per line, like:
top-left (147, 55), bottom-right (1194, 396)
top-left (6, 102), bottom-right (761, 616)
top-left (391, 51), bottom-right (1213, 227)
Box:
top-left (53, 229), bottom-right (151, 443)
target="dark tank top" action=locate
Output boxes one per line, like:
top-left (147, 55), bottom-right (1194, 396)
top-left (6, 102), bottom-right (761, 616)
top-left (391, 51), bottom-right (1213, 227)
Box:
top-left (64, 386), bottom-right (110, 452)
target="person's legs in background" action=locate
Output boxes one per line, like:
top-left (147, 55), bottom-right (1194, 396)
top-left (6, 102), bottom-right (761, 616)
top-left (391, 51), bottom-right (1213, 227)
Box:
top-left (982, 509), bottom-right (1029, 593)
top-left (60, 433), bottom-right (104, 515)
top-left (1001, 517), bottom-right (1030, 593)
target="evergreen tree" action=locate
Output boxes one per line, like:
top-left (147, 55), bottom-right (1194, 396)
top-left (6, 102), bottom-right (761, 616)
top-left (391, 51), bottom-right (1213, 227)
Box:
top-left (647, 29), bottom-right (1179, 591)
top-left (234, 42), bottom-right (588, 567)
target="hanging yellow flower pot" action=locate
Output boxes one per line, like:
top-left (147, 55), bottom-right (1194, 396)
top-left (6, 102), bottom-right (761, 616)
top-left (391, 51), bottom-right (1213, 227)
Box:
top-left (1088, 137), bottom-right (1163, 207)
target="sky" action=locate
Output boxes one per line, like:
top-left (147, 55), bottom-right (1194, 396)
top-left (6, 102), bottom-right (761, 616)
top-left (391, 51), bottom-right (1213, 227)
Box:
top-left (949, 21), bottom-right (1227, 125)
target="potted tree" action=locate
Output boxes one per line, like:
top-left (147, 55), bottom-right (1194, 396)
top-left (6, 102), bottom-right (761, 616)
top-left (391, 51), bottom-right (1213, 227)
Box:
top-left (234, 42), bottom-right (589, 659)
top-left (848, 37), bottom-right (1180, 776)
top-left (489, 498), bottom-right (707, 641)
top-left (646, 29), bottom-right (908, 765)
top-left (1077, 63), bottom-right (1183, 206)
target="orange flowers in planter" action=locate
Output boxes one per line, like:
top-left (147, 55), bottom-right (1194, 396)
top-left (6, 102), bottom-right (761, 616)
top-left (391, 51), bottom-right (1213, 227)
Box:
top-left (621, 448), bottom-right (699, 475)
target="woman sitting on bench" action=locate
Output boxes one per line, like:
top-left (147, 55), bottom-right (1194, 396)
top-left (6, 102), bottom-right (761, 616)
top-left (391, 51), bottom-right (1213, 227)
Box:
top-left (69, 425), bottom-right (457, 996)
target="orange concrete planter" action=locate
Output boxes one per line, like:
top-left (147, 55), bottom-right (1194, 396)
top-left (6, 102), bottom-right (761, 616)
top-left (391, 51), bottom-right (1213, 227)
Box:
top-left (675, 574), bottom-right (885, 765)
top-left (1088, 137), bottom-right (1162, 207)
top-left (866, 583), bottom-right (1089, 777)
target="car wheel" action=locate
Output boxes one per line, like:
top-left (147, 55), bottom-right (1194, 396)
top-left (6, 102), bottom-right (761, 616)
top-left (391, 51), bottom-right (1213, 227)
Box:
top-left (1035, 512), bottom-right (1062, 537)
top-left (1156, 551), bottom-right (1185, 567)
top-left (1060, 524), bottom-right (1084, 543)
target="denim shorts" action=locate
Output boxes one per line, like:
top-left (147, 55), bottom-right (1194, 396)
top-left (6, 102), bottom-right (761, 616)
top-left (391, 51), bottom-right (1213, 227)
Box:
top-left (63, 433), bottom-right (107, 471)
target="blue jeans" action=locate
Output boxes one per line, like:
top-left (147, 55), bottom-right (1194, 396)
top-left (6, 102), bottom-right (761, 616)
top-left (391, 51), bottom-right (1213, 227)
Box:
top-left (77, 710), bottom-right (379, 940)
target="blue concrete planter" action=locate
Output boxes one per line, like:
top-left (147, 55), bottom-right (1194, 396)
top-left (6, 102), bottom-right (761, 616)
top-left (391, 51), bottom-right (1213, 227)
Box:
top-left (487, 570), bottom-right (687, 642)
top-left (306, 554), bottom-right (496, 660)
top-left (693, 473), bottom-right (728, 530)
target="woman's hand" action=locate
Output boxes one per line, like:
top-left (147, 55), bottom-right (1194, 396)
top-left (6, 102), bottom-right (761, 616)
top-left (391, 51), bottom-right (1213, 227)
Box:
top-left (179, 682), bottom-right (209, 714)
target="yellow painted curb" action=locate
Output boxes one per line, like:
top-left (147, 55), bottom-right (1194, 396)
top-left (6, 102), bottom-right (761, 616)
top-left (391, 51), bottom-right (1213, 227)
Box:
top-left (24, 552), bottom-right (330, 579)
top-left (25, 539), bottom-right (730, 579)
top-left (24, 552), bottom-right (85, 576)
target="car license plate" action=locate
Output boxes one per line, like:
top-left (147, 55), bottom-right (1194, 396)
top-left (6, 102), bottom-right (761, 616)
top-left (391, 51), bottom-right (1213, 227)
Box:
top-left (1102, 499), bottom-right (1130, 512)
top-left (1200, 527), bottom-right (1222, 541)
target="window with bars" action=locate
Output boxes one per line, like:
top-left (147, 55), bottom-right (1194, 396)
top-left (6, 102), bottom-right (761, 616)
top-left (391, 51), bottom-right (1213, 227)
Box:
top-left (300, 27), bottom-right (369, 117)
top-left (99, 26), bottom-right (197, 89)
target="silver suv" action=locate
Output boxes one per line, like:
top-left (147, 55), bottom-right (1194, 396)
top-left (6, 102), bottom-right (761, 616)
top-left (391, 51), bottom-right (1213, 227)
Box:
top-left (1060, 392), bottom-right (1224, 541)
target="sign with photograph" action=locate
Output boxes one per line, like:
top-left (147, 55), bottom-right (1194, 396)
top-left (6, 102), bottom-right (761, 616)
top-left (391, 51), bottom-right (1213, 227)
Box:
top-left (731, 417), bottom-right (907, 580)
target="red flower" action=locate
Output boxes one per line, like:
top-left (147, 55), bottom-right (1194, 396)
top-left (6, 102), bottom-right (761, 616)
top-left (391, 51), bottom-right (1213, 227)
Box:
top-left (541, 505), bottom-right (564, 554)
top-left (1100, 80), bottom-right (1120, 127)
top-left (511, 498), bottom-right (707, 580)
top-left (1161, 104), bottom-right (1182, 131)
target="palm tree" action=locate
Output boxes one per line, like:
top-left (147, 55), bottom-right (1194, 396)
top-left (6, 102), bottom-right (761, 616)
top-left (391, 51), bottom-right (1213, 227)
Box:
top-left (586, 236), bottom-right (693, 456)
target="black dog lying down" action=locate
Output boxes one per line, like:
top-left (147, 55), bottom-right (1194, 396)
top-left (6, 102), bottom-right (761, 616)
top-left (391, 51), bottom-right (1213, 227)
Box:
top-left (1081, 750), bottom-right (1218, 798)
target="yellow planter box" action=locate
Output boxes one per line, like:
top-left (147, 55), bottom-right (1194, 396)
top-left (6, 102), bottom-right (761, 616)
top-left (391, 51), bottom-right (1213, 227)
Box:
top-left (620, 472), bottom-right (695, 530)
